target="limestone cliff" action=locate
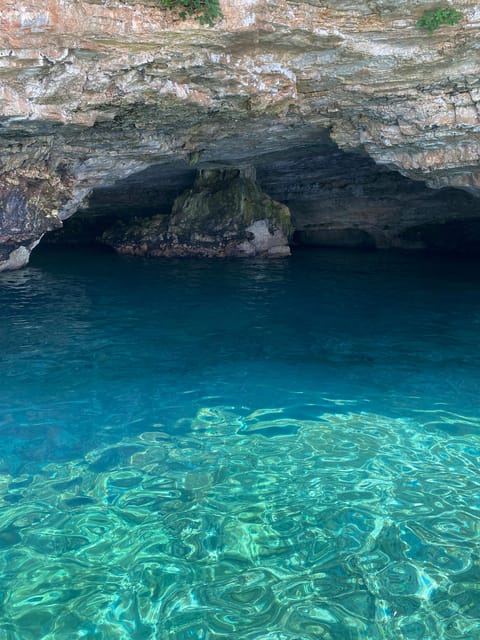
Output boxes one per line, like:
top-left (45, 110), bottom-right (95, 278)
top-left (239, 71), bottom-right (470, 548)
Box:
top-left (0, 0), bottom-right (479, 268)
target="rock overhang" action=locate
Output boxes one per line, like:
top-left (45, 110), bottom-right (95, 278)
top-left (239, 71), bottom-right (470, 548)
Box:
top-left (1, 0), bottom-right (480, 268)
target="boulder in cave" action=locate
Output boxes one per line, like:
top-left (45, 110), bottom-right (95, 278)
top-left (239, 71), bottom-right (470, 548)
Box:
top-left (101, 167), bottom-right (293, 257)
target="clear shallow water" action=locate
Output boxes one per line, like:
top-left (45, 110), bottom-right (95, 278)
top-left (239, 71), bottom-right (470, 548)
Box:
top-left (0, 246), bottom-right (479, 639)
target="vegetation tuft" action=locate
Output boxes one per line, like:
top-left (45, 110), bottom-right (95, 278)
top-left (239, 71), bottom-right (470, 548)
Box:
top-left (417, 7), bottom-right (464, 33)
top-left (156, 0), bottom-right (223, 26)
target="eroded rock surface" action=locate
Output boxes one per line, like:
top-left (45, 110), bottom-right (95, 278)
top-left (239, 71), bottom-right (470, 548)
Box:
top-left (101, 168), bottom-right (293, 257)
top-left (0, 0), bottom-right (480, 266)
top-left (0, 167), bottom-right (68, 270)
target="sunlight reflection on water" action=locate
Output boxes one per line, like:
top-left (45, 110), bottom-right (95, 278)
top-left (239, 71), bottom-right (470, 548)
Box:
top-left (0, 408), bottom-right (479, 639)
top-left (1, 247), bottom-right (480, 638)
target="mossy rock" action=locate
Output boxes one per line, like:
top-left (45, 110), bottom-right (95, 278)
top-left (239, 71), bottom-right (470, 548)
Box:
top-left (101, 168), bottom-right (293, 258)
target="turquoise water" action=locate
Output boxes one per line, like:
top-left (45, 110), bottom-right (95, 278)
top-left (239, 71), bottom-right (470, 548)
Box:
top-left (1, 246), bottom-right (480, 639)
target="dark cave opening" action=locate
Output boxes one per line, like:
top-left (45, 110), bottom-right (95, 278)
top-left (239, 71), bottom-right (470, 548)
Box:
top-left (45, 144), bottom-right (480, 256)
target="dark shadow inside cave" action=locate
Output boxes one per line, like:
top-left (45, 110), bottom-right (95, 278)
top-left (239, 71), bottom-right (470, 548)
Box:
top-left (45, 141), bottom-right (480, 256)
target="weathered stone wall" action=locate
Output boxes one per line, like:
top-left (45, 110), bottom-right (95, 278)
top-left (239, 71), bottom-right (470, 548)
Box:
top-left (0, 0), bottom-right (479, 266)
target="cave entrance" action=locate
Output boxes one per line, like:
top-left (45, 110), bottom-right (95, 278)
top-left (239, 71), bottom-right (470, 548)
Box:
top-left (45, 143), bottom-right (480, 256)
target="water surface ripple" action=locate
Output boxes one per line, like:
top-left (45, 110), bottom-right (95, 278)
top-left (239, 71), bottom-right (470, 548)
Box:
top-left (0, 248), bottom-right (479, 639)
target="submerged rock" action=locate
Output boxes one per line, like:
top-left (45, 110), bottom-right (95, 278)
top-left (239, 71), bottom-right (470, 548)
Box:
top-left (102, 168), bottom-right (293, 257)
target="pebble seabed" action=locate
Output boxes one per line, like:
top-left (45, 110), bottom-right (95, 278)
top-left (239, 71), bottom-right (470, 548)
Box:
top-left (0, 407), bottom-right (479, 639)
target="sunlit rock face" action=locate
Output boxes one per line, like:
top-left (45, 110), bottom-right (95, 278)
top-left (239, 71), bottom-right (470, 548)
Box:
top-left (0, 0), bottom-right (479, 267)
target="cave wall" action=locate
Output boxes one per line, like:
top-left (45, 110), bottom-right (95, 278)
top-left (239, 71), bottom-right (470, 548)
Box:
top-left (49, 142), bottom-right (480, 254)
top-left (256, 149), bottom-right (480, 251)
top-left (1, 0), bottom-right (480, 267)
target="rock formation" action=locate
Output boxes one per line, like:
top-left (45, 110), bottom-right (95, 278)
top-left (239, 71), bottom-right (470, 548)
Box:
top-left (0, 0), bottom-right (479, 268)
top-left (101, 167), bottom-right (293, 257)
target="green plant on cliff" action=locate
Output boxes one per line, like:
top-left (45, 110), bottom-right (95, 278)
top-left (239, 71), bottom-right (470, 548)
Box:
top-left (156, 0), bottom-right (223, 26)
top-left (417, 7), bottom-right (463, 33)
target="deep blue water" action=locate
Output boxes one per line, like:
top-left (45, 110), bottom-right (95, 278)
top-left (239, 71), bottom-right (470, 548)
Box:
top-left (0, 246), bottom-right (479, 639)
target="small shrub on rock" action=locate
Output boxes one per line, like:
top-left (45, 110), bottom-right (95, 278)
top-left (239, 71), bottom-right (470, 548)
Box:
top-left (417, 7), bottom-right (463, 33)
top-left (156, 0), bottom-right (223, 26)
